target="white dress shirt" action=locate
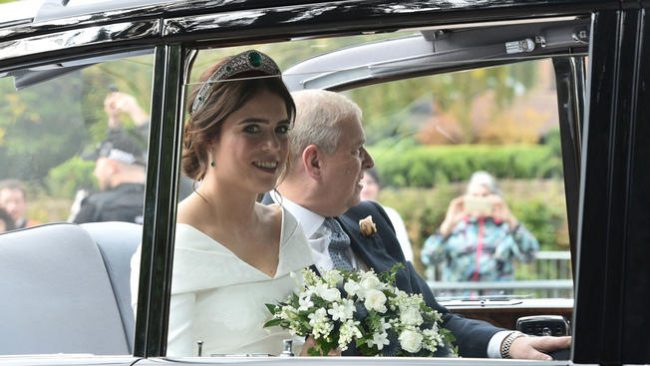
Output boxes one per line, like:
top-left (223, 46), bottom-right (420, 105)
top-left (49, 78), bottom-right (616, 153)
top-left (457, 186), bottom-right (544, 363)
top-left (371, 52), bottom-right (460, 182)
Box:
top-left (272, 192), bottom-right (360, 271)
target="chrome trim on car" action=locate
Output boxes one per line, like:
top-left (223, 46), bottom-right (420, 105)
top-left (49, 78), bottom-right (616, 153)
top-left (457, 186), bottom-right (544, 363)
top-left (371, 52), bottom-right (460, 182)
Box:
top-left (0, 0), bottom-right (603, 63)
top-left (0, 20), bottom-right (160, 63)
top-left (162, 1), bottom-right (599, 43)
top-left (163, 10), bottom-right (265, 37)
top-left (283, 19), bottom-right (590, 91)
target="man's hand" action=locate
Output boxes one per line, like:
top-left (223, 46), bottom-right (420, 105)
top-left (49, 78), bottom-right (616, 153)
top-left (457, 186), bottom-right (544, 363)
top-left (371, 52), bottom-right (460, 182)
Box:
top-left (509, 335), bottom-right (571, 360)
top-left (299, 336), bottom-right (341, 356)
top-left (104, 92), bottom-right (149, 129)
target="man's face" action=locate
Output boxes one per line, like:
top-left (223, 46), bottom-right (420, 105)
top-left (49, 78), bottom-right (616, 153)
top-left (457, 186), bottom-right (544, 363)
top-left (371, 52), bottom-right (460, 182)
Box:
top-left (0, 188), bottom-right (26, 222)
top-left (318, 115), bottom-right (374, 216)
top-left (93, 157), bottom-right (114, 191)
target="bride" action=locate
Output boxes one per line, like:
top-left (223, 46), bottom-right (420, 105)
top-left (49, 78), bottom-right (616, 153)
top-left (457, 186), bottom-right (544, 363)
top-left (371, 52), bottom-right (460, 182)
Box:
top-left (132, 50), bottom-right (313, 356)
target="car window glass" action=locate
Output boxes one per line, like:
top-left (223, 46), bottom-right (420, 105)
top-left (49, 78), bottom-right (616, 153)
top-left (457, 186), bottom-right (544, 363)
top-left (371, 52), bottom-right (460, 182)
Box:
top-left (191, 31), bottom-right (573, 298)
top-left (173, 22), bottom-right (576, 356)
top-left (0, 51), bottom-right (153, 356)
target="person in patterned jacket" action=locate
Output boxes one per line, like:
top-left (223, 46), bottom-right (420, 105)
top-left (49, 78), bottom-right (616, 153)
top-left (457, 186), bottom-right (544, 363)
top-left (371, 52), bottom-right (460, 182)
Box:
top-left (421, 171), bottom-right (539, 294)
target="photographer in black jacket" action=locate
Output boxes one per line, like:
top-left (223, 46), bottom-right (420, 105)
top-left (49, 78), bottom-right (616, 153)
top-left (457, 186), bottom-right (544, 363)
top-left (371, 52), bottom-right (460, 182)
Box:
top-left (71, 132), bottom-right (146, 224)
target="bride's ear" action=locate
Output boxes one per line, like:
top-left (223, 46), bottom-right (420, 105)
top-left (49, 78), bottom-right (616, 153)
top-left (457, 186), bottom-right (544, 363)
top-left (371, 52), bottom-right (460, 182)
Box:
top-left (303, 144), bottom-right (322, 179)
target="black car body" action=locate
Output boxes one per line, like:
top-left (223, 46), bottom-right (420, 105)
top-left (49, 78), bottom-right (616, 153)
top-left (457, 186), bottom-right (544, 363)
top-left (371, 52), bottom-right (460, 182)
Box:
top-left (0, 1), bottom-right (648, 365)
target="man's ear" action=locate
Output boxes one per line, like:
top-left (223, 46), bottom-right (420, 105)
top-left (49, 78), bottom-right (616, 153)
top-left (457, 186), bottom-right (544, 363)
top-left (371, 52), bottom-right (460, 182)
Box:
top-left (302, 144), bottom-right (323, 179)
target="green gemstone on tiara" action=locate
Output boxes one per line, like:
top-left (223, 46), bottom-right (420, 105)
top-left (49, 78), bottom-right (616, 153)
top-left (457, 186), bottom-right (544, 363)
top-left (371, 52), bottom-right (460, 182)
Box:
top-left (248, 51), bottom-right (262, 67)
top-left (191, 50), bottom-right (281, 113)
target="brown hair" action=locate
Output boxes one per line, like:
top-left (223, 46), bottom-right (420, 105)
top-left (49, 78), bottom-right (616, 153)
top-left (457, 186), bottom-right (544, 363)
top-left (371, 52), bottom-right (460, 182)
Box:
top-left (182, 54), bottom-right (296, 181)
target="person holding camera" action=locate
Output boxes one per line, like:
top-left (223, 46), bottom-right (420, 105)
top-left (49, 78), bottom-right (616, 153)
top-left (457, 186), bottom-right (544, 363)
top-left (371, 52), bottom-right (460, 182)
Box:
top-left (421, 171), bottom-right (539, 290)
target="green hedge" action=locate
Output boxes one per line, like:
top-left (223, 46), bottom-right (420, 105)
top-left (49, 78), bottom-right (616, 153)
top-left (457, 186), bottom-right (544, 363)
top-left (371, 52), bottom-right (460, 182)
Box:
top-left (46, 157), bottom-right (97, 199)
top-left (368, 144), bottom-right (562, 188)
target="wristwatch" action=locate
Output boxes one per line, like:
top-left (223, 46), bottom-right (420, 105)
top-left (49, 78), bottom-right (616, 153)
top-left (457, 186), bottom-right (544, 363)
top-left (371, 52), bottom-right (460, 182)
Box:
top-left (500, 331), bottom-right (527, 359)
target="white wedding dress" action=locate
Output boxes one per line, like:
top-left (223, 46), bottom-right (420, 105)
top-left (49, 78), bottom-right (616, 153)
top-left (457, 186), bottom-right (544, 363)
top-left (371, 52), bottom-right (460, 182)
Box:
top-left (131, 207), bottom-right (313, 357)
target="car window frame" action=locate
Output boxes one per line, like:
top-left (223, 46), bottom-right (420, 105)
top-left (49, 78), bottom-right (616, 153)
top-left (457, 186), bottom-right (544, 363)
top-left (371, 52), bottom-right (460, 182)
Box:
top-left (142, 5), bottom-right (649, 362)
top-left (1, 0), bottom-right (647, 363)
top-left (121, 4), bottom-right (634, 362)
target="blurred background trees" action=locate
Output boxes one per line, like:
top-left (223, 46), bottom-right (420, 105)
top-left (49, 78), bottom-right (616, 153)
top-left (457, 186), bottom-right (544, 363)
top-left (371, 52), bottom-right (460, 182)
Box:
top-left (0, 35), bottom-right (568, 278)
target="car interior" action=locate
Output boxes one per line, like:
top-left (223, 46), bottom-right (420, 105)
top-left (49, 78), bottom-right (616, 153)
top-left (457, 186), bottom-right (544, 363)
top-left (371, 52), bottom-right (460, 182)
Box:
top-left (0, 222), bottom-right (140, 355)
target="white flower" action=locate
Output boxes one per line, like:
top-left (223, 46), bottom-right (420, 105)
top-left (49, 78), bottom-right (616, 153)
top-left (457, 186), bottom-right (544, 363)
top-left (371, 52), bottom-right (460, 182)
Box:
top-left (379, 317), bottom-right (392, 331)
top-left (302, 268), bottom-right (321, 286)
top-left (391, 289), bottom-right (409, 306)
top-left (328, 298), bottom-right (355, 321)
top-left (319, 287), bottom-right (341, 302)
top-left (338, 319), bottom-right (363, 350)
top-left (422, 327), bottom-right (443, 352)
top-left (364, 289), bottom-right (387, 313)
top-left (399, 306), bottom-right (423, 326)
top-left (298, 294), bottom-right (314, 311)
top-left (279, 305), bottom-right (297, 320)
top-left (368, 331), bottom-right (390, 350)
top-left (399, 329), bottom-right (424, 353)
top-left (308, 308), bottom-right (333, 339)
top-left (359, 274), bottom-right (382, 291)
top-left (305, 285), bottom-right (318, 296)
top-left (308, 307), bottom-right (328, 325)
top-left (313, 283), bottom-right (341, 302)
top-left (343, 279), bottom-right (360, 297)
top-left (323, 269), bottom-right (343, 287)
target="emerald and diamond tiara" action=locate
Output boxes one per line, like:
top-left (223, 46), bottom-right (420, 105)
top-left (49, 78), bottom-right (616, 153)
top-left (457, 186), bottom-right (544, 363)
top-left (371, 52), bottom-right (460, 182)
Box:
top-left (191, 50), bottom-right (281, 113)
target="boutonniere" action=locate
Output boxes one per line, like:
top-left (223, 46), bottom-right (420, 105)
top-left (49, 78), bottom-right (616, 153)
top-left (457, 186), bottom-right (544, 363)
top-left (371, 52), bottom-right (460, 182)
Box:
top-left (359, 215), bottom-right (377, 237)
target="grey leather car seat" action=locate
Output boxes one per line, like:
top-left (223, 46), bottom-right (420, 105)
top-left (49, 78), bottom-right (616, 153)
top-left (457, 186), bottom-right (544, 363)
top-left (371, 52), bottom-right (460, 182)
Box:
top-left (82, 221), bottom-right (142, 353)
top-left (0, 223), bottom-right (131, 355)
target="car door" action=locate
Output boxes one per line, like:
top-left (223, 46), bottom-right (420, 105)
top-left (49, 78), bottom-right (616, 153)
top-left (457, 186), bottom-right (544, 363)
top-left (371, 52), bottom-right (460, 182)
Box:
top-left (2, 1), bottom-right (650, 365)
top-left (133, 2), bottom-right (650, 364)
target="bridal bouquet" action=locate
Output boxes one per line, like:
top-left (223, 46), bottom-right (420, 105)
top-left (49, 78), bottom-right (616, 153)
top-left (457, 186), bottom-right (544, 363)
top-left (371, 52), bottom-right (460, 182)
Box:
top-left (264, 265), bottom-right (455, 356)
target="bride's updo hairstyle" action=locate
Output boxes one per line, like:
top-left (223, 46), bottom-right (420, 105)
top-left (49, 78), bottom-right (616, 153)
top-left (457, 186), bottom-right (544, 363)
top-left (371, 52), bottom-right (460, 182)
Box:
top-left (182, 50), bottom-right (296, 181)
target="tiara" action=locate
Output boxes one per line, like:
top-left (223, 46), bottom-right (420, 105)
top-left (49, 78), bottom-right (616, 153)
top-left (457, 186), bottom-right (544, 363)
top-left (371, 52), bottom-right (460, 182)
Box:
top-left (191, 50), bottom-right (281, 113)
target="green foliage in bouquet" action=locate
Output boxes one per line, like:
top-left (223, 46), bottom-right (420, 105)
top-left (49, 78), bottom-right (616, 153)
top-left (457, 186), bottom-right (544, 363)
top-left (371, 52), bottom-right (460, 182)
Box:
top-left (264, 264), bottom-right (456, 357)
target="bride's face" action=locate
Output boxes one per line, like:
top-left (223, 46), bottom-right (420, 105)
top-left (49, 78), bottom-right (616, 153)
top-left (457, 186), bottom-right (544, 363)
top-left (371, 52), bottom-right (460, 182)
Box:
top-left (209, 89), bottom-right (290, 194)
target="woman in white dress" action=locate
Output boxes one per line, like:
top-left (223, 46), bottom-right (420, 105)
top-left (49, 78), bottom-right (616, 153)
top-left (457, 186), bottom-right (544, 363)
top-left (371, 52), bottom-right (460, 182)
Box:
top-left (131, 50), bottom-right (313, 356)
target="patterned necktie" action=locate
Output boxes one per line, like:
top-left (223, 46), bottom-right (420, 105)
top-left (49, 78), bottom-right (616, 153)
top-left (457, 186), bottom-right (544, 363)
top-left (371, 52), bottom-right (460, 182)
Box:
top-left (323, 217), bottom-right (354, 271)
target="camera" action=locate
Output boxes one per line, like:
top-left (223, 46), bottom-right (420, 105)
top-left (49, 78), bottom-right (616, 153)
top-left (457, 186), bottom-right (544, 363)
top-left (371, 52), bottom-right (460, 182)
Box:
top-left (463, 195), bottom-right (493, 216)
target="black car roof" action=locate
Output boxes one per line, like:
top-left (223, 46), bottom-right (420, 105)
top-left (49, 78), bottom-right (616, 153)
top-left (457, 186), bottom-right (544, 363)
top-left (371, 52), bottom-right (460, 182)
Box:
top-left (0, 0), bottom-right (613, 36)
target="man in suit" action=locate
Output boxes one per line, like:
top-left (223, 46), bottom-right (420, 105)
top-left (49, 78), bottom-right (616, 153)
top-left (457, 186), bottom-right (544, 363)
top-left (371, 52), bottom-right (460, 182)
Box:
top-left (71, 132), bottom-right (147, 224)
top-left (273, 89), bottom-right (570, 359)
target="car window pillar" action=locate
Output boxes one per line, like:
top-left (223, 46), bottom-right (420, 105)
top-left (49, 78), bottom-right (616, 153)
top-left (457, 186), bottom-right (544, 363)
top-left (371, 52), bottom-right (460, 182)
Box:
top-left (553, 56), bottom-right (587, 277)
top-left (574, 7), bottom-right (650, 364)
top-left (134, 43), bottom-right (186, 358)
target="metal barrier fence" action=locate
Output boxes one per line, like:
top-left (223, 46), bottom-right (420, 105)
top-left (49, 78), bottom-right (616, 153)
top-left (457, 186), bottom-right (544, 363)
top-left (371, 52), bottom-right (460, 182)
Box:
top-left (426, 251), bottom-right (573, 299)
